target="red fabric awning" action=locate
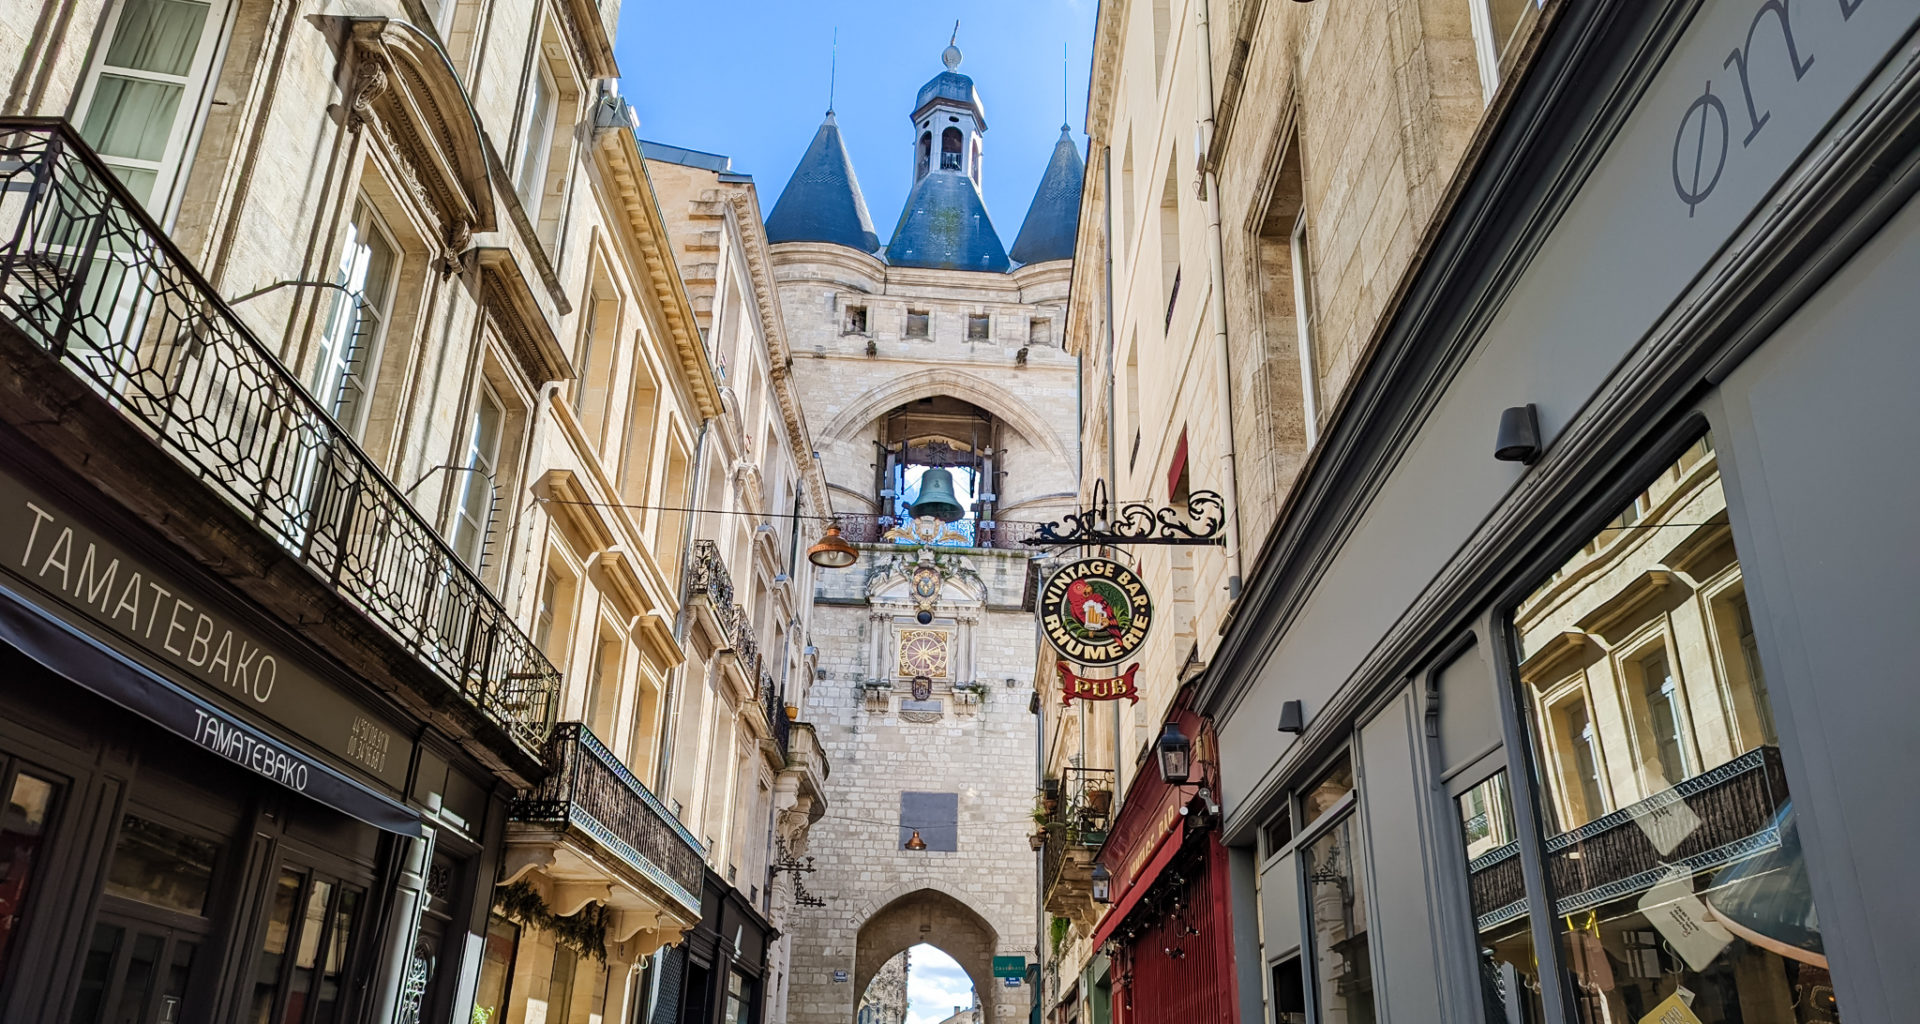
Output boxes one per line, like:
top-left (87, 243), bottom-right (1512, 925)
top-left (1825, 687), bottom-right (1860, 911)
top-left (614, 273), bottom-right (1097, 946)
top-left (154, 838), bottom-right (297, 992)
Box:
top-left (1090, 817), bottom-right (1186, 948)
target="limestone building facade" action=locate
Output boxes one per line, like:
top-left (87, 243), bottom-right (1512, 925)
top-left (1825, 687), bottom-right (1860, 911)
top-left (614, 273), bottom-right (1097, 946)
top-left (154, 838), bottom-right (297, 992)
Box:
top-left (0, 3), bottom-right (814, 1024)
top-left (1041, 0), bottom-right (1543, 1019)
top-left (763, 42), bottom-right (1083, 1024)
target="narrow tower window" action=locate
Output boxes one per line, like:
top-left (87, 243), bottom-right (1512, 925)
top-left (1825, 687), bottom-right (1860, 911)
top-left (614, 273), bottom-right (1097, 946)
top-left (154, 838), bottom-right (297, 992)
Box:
top-left (941, 127), bottom-right (963, 171)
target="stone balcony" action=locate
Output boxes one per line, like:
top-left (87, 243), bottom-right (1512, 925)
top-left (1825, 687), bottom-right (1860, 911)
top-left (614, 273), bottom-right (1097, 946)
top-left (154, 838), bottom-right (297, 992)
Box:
top-left (1041, 767), bottom-right (1115, 928)
top-left (504, 722), bottom-right (706, 953)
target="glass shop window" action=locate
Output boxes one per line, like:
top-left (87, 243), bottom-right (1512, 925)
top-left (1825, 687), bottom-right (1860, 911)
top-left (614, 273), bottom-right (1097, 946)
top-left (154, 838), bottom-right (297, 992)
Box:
top-left (245, 867), bottom-right (364, 1024)
top-left (1454, 771), bottom-right (1544, 1024)
top-left (1302, 813), bottom-right (1372, 1023)
top-left (0, 764), bottom-right (61, 986)
top-left (1298, 750), bottom-right (1352, 831)
top-left (1271, 953), bottom-right (1306, 1024)
top-left (1509, 432), bottom-right (1837, 1023)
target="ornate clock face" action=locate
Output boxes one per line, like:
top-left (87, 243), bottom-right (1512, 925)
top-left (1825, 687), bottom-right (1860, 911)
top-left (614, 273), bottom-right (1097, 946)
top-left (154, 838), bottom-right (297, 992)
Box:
top-left (898, 628), bottom-right (950, 679)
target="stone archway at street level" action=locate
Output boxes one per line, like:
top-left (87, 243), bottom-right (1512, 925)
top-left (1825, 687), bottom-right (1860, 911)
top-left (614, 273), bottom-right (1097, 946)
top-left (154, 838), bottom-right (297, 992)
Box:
top-left (851, 887), bottom-right (999, 1023)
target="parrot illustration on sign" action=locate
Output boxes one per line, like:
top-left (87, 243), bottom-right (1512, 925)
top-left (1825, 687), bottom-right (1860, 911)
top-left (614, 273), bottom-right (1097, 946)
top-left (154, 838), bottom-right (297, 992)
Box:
top-left (1064, 577), bottom-right (1128, 640)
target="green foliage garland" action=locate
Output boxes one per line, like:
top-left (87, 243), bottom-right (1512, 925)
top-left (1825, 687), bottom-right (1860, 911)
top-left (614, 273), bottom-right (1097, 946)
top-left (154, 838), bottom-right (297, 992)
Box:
top-left (492, 880), bottom-right (609, 961)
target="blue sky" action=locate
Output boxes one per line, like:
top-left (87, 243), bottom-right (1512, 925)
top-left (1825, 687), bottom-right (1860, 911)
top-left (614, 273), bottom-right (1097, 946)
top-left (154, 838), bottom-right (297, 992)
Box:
top-left (904, 944), bottom-right (975, 1024)
top-left (614, 0), bottom-right (1098, 242)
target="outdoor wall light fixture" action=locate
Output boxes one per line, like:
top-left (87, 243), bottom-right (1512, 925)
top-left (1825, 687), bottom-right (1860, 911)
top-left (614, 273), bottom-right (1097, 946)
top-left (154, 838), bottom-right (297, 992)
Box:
top-left (904, 829), bottom-right (929, 851)
top-left (1277, 699), bottom-right (1305, 734)
top-left (1157, 723), bottom-right (1193, 785)
top-left (1091, 863), bottom-right (1113, 903)
top-left (1495, 404), bottom-right (1542, 464)
top-left (806, 523), bottom-right (858, 568)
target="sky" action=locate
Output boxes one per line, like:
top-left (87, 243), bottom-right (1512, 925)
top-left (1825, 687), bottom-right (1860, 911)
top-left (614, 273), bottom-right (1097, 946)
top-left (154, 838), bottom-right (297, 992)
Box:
top-left (904, 944), bottom-right (976, 1024)
top-left (614, 0), bottom-right (1098, 242)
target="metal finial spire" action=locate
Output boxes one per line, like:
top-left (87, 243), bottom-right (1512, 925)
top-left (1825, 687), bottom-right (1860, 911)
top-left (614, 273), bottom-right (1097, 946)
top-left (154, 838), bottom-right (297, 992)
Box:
top-left (828, 27), bottom-right (838, 114)
top-left (1064, 41), bottom-right (1071, 131)
top-left (942, 21), bottom-right (963, 71)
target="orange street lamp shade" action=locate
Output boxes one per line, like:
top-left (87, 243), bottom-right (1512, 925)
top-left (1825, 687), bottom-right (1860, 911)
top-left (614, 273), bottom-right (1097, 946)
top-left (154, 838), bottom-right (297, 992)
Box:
top-left (904, 829), bottom-right (928, 851)
top-left (807, 523), bottom-right (858, 569)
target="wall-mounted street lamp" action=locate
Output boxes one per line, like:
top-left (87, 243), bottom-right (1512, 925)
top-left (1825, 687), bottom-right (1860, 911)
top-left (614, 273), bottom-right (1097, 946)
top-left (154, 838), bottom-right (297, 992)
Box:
top-left (904, 829), bottom-right (929, 851)
top-left (1091, 863), bottom-right (1113, 904)
top-left (1157, 723), bottom-right (1193, 785)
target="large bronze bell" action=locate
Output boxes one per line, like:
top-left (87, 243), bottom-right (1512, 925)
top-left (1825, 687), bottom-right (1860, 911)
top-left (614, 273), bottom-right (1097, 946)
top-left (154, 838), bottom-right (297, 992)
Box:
top-left (909, 467), bottom-right (967, 522)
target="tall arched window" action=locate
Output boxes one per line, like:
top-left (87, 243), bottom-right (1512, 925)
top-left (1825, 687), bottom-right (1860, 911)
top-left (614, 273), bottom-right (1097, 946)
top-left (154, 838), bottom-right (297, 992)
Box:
top-left (940, 127), bottom-right (963, 171)
top-left (918, 132), bottom-right (932, 178)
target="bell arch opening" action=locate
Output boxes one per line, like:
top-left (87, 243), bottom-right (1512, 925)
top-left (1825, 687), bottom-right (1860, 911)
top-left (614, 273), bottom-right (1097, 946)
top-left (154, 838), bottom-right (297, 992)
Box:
top-left (852, 889), bottom-right (999, 1023)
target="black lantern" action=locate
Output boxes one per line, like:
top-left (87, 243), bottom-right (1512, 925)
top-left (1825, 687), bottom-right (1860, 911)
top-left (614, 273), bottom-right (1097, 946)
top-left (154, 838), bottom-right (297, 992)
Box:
top-left (1156, 722), bottom-right (1193, 785)
top-left (1091, 863), bottom-right (1112, 903)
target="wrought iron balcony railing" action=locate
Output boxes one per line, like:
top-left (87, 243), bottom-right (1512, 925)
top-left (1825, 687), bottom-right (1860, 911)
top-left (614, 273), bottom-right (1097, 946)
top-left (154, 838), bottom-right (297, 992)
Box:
top-left (835, 512), bottom-right (1040, 550)
top-left (1468, 745), bottom-right (1789, 929)
top-left (508, 722), bottom-right (705, 912)
top-left (731, 603), bottom-right (760, 675)
top-left (688, 539), bottom-right (736, 641)
top-left (761, 672), bottom-right (789, 760)
top-left (0, 120), bottom-right (558, 749)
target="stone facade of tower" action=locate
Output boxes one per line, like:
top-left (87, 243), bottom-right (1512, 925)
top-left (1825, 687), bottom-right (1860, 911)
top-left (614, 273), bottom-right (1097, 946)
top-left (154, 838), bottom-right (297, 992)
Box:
top-left (766, 42), bottom-right (1082, 1024)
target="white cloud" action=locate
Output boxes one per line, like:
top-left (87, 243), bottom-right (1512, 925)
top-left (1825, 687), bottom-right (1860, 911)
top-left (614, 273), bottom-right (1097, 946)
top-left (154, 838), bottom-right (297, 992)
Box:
top-left (905, 944), bottom-right (977, 1024)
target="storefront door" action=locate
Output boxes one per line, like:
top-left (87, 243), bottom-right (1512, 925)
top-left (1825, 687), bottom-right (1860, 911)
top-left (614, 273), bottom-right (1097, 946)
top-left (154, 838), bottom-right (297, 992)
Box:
top-left (70, 902), bottom-right (205, 1024)
top-left (242, 859), bottom-right (368, 1024)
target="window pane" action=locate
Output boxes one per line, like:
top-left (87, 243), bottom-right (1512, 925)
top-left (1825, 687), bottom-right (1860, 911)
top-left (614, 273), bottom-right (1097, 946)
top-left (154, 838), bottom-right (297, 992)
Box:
top-left (108, 931), bottom-right (164, 1024)
top-left (80, 76), bottom-right (184, 164)
top-left (0, 769), bottom-right (60, 981)
top-left (1304, 815), bottom-right (1373, 1023)
top-left (103, 814), bottom-right (218, 916)
top-left (249, 870), bottom-right (304, 1023)
top-left (1456, 773), bottom-right (1543, 1024)
top-left (310, 886), bottom-right (359, 1024)
top-left (1511, 438), bottom-right (1838, 1023)
top-left (103, 0), bottom-right (210, 76)
top-left (1299, 751), bottom-right (1352, 830)
top-left (473, 915), bottom-right (518, 1024)
top-left (68, 923), bottom-right (122, 1024)
top-left (281, 877), bottom-right (332, 1024)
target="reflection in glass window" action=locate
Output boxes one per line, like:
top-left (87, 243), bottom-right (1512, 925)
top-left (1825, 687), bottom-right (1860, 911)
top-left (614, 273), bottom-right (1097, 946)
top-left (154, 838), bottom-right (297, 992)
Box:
top-left (1455, 772), bottom-right (1542, 1024)
top-left (1299, 751), bottom-right (1353, 831)
top-left (102, 814), bottom-right (218, 916)
top-left (0, 769), bottom-right (59, 981)
top-left (1304, 815), bottom-right (1373, 1024)
top-left (1508, 435), bottom-right (1838, 1022)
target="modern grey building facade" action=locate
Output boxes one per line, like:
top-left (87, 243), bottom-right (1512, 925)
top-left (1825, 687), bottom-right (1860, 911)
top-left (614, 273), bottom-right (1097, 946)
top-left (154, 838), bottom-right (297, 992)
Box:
top-left (1200, 1), bottom-right (1920, 1022)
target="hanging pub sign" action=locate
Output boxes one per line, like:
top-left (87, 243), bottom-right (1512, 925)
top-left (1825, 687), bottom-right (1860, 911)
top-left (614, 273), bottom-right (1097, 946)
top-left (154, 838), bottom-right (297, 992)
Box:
top-left (1039, 557), bottom-right (1152, 666)
top-left (1058, 663), bottom-right (1140, 705)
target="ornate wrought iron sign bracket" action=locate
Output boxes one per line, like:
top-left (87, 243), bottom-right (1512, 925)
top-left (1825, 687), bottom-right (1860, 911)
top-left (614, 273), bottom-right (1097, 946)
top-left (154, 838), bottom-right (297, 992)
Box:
top-left (1022, 480), bottom-right (1226, 548)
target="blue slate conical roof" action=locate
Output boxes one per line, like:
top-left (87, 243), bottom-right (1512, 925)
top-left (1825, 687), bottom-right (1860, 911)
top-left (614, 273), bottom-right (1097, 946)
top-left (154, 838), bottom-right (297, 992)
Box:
top-left (765, 112), bottom-right (881, 253)
top-left (1009, 127), bottom-right (1085, 266)
top-left (885, 173), bottom-right (1010, 273)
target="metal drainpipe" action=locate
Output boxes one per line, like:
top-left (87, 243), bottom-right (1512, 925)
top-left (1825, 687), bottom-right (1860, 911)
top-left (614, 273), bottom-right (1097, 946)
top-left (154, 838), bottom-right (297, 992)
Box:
top-left (1102, 144), bottom-right (1127, 791)
top-left (1195, 0), bottom-right (1245, 601)
top-left (656, 414), bottom-right (714, 792)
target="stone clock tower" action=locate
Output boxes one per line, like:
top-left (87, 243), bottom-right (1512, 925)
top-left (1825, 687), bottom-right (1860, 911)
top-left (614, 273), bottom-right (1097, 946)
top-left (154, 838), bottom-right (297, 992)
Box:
top-left (759, 39), bottom-right (1085, 1024)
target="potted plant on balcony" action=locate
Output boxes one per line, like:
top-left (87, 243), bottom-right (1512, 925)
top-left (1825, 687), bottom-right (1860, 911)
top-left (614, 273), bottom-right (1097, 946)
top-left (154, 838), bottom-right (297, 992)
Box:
top-left (785, 704), bottom-right (799, 721)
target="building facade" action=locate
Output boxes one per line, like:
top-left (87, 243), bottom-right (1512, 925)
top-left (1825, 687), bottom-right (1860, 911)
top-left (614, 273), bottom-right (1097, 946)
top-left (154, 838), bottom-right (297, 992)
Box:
top-left (763, 42), bottom-right (1081, 1024)
top-left (1041, 0), bottom-right (1517, 1019)
top-left (1062, 0), bottom-right (1920, 1024)
top-left (0, 2), bottom-right (809, 1024)
top-left (640, 140), bottom-right (833, 1024)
